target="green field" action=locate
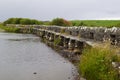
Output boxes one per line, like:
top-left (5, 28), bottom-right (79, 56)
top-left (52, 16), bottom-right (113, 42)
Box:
top-left (71, 20), bottom-right (120, 27)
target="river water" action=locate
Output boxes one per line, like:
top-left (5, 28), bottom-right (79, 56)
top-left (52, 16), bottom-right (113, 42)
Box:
top-left (0, 32), bottom-right (78, 80)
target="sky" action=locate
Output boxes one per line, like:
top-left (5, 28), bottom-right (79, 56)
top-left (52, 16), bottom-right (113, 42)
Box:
top-left (0, 0), bottom-right (120, 21)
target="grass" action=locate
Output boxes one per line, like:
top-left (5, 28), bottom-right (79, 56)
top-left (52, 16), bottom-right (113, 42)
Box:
top-left (79, 45), bottom-right (120, 80)
top-left (54, 36), bottom-right (61, 46)
top-left (71, 20), bottom-right (120, 27)
top-left (0, 24), bottom-right (20, 33)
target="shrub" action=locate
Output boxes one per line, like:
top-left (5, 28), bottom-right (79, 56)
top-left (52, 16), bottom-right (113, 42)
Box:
top-left (79, 47), bottom-right (120, 80)
top-left (51, 18), bottom-right (72, 26)
top-left (20, 19), bottom-right (31, 25)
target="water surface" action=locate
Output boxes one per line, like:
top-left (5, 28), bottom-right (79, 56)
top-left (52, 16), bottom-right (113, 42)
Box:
top-left (0, 32), bottom-right (78, 80)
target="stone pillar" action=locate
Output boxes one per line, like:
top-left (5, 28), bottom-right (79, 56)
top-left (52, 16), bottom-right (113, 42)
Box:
top-left (36, 29), bottom-right (40, 36)
top-left (41, 31), bottom-right (45, 38)
top-left (49, 33), bottom-right (54, 42)
top-left (44, 31), bottom-right (48, 39)
top-left (59, 35), bottom-right (64, 46)
top-left (46, 32), bottom-right (51, 40)
top-left (33, 28), bottom-right (37, 34)
top-left (63, 37), bottom-right (70, 49)
top-left (73, 41), bottom-right (84, 54)
top-left (68, 39), bottom-right (75, 50)
top-left (54, 34), bottom-right (59, 40)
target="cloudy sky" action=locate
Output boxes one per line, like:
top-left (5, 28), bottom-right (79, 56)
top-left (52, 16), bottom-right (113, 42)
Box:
top-left (0, 0), bottom-right (120, 21)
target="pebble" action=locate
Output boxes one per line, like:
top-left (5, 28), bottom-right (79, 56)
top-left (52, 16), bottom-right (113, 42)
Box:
top-left (33, 72), bottom-right (37, 74)
top-left (68, 77), bottom-right (71, 79)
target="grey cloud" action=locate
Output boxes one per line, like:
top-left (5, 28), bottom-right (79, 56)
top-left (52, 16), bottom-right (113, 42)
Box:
top-left (0, 0), bottom-right (120, 21)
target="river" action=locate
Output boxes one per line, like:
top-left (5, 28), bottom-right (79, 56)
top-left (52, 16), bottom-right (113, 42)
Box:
top-left (0, 32), bottom-right (78, 80)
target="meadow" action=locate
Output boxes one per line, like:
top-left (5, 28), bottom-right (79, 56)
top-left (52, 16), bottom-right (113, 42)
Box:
top-left (71, 20), bottom-right (120, 27)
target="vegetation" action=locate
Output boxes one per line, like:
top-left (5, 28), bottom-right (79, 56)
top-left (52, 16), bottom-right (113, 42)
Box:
top-left (3, 18), bottom-right (43, 25)
top-left (42, 21), bottom-right (51, 25)
top-left (71, 20), bottom-right (120, 27)
top-left (0, 24), bottom-right (20, 33)
top-left (60, 28), bottom-right (65, 34)
top-left (79, 46), bottom-right (120, 80)
top-left (51, 18), bottom-right (72, 26)
top-left (2, 17), bottom-right (120, 27)
top-left (54, 36), bottom-right (61, 46)
top-left (3, 17), bottom-right (72, 26)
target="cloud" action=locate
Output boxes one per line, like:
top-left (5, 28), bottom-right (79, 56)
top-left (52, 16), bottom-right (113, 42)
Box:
top-left (0, 0), bottom-right (120, 21)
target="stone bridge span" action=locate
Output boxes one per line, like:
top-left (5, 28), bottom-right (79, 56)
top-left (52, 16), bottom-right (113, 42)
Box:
top-left (6, 25), bottom-right (120, 61)
top-left (17, 25), bottom-right (120, 46)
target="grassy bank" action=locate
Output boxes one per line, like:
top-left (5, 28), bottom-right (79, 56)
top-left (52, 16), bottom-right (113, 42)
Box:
top-left (79, 45), bottom-right (120, 80)
top-left (71, 20), bottom-right (120, 27)
top-left (0, 24), bottom-right (20, 33)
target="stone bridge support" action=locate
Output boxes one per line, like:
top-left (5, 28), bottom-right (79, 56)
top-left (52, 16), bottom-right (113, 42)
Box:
top-left (49, 33), bottom-right (54, 42)
top-left (68, 39), bottom-right (75, 51)
top-left (73, 41), bottom-right (84, 54)
top-left (63, 37), bottom-right (70, 49)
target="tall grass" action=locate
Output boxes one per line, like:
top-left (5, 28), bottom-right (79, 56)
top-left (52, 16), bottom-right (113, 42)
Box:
top-left (79, 46), bottom-right (120, 80)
